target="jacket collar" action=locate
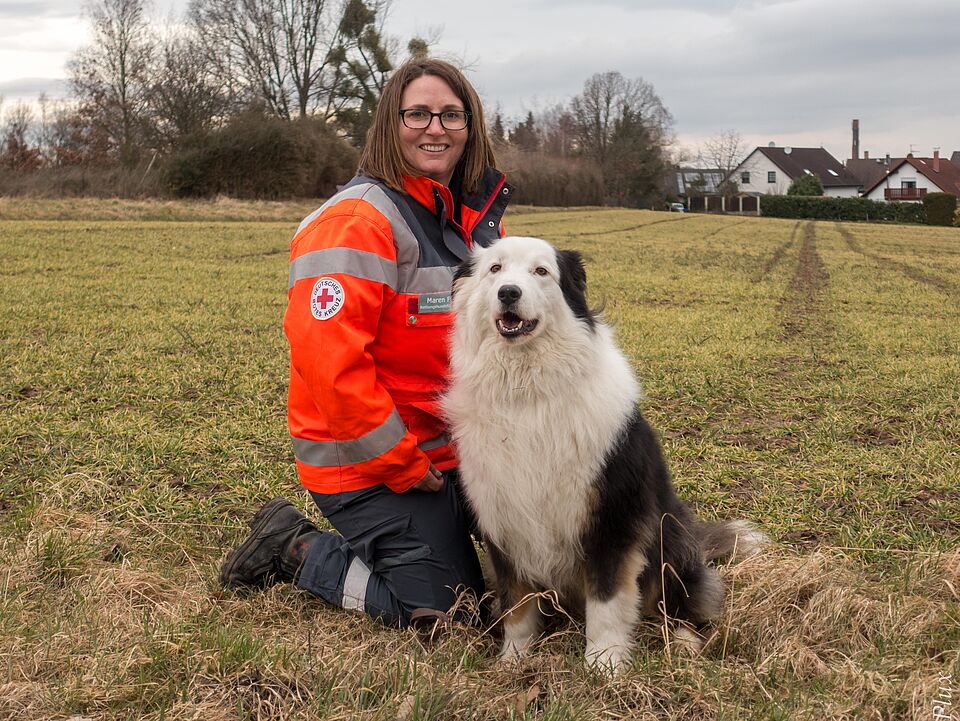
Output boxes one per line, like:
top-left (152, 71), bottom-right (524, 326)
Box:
top-left (401, 169), bottom-right (510, 236)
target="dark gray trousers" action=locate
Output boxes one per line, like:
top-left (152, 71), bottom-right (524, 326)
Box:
top-left (294, 470), bottom-right (485, 627)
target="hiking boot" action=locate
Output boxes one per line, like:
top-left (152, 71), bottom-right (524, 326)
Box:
top-left (219, 497), bottom-right (319, 588)
top-left (409, 608), bottom-right (453, 645)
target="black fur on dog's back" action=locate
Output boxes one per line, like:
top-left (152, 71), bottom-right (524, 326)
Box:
top-left (582, 408), bottom-right (724, 624)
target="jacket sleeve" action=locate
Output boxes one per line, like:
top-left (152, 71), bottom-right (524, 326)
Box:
top-left (284, 204), bottom-right (430, 492)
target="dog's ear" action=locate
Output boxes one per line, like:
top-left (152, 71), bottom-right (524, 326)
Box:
top-left (556, 249), bottom-right (597, 331)
top-left (451, 256), bottom-right (475, 298)
top-left (557, 249), bottom-right (587, 292)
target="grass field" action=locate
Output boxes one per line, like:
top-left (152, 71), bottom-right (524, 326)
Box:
top-left (1, 200), bottom-right (958, 720)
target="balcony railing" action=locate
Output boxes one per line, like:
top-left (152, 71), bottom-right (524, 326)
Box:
top-left (885, 187), bottom-right (927, 201)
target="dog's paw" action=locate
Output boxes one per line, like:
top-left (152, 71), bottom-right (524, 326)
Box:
top-left (671, 625), bottom-right (705, 655)
top-left (585, 644), bottom-right (633, 676)
top-left (499, 636), bottom-right (533, 663)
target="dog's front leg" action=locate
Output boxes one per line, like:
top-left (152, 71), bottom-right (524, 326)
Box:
top-left (486, 543), bottom-right (541, 661)
top-left (584, 549), bottom-right (646, 675)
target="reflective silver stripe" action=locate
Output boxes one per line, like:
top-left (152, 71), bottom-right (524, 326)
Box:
top-left (417, 434), bottom-right (450, 452)
top-left (293, 182), bottom-right (453, 295)
top-left (295, 183), bottom-right (378, 236)
top-left (341, 556), bottom-right (371, 611)
top-left (292, 408), bottom-right (408, 467)
top-left (288, 247), bottom-right (398, 290)
top-left (402, 265), bottom-right (454, 295)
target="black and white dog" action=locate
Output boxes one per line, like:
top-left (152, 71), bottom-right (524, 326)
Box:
top-left (443, 236), bottom-right (767, 673)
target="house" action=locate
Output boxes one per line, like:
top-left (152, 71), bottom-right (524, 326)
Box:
top-left (729, 145), bottom-right (862, 197)
top-left (845, 153), bottom-right (899, 191)
top-left (862, 152), bottom-right (960, 202)
top-left (672, 167), bottom-right (726, 199)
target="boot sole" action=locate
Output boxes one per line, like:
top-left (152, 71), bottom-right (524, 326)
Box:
top-left (219, 497), bottom-right (294, 587)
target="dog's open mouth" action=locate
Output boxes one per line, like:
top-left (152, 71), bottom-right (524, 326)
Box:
top-left (496, 311), bottom-right (538, 338)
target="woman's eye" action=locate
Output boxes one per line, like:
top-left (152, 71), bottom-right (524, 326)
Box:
top-left (490, 264), bottom-right (501, 273)
top-left (534, 267), bottom-right (549, 276)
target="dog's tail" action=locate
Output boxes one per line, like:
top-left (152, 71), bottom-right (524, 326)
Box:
top-left (698, 519), bottom-right (770, 562)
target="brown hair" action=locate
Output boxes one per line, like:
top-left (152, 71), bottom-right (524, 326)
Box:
top-left (359, 58), bottom-right (497, 194)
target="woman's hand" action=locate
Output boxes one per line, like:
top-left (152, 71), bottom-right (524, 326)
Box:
top-left (413, 464), bottom-right (444, 492)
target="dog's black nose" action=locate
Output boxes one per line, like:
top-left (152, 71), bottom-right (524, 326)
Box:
top-left (497, 284), bottom-right (522, 305)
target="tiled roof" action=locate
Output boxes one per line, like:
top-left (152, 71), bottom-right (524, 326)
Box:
top-left (862, 156), bottom-right (960, 196)
top-left (756, 146), bottom-right (861, 188)
top-left (845, 158), bottom-right (901, 190)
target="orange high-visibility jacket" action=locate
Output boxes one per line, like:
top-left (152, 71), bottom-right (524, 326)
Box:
top-left (285, 170), bottom-right (513, 495)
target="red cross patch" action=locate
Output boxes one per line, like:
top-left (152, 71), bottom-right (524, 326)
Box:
top-left (310, 277), bottom-right (345, 320)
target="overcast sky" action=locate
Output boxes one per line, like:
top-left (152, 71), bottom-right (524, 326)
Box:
top-left (2, 0), bottom-right (959, 163)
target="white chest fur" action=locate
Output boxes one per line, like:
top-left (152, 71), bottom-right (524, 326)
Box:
top-left (445, 323), bottom-right (639, 592)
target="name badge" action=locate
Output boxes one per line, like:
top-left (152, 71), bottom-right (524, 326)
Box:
top-left (417, 293), bottom-right (452, 314)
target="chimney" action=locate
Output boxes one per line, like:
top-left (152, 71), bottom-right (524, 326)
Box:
top-left (885, 154), bottom-right (890, 165)
top-left (864, 151), bottom-right (870, 160)
top-left (933, 149), bottom-right (941, 172)
top-left (852, 119), bottom-right (860, 160)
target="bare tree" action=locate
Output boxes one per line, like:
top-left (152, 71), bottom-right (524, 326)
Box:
top-left (568, 71), bottom-right (673, 206)
top-left (1, 101), bottom-right (42, 170)
top-left (69, 0), bottom-right (155, 166)
top-left (537, 104), bottom-right (577, 157)
top-left (148, 28), bottom-right (231, 148)
top-left (189, 0), bottom-right (392, 123)
top-left (569, 71), bottom-right (673, 166)
top-left (702, 128), bottom-right (744, 178)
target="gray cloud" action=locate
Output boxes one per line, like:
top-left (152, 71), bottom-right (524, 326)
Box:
top-left (0, 77), bottom-right (68, 97)
top-left (1, 0), bottom-right (957, 159)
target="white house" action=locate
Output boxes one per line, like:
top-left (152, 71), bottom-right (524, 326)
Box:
top-left (862, 153), bottom-right (960, 202)
top-left (729, 146), bottom-right (861, 197)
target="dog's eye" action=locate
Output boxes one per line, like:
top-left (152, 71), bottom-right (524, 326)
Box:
top-left (534, 266), bottom-right (549, 276)
top-left (490, 264), bottom-right (501, 274)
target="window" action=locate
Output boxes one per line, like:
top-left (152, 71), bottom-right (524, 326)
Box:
top-left (902, 179), bottom-right (917, 189)
top-left (767, 171), bottom-right (776, 183)
top-left (741, 172), bottom-right (750, 184)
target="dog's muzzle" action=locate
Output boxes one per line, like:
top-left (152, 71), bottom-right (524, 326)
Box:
top-left (495, 284), bottom-right (538, 338)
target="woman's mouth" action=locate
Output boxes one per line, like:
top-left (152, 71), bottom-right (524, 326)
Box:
top-left (419, 144), bottom-right (448, 153)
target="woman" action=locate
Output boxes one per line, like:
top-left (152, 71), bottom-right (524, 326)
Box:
top-left (219, 58), bottom-right (513, 631)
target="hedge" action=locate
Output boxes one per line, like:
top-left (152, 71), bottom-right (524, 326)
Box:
top-left (165, 113), bottom-right (358, 199)
top-left (760, 195), bottom-right (926, 224)
top-left (922, 192), bottom-right (958, 226)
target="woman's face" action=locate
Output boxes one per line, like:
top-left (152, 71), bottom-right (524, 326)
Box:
top-left (398, 75), bottom-right (468, 186)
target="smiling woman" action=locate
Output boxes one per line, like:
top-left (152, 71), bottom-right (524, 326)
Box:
top-left (220, 58), bottom-right (514, 636)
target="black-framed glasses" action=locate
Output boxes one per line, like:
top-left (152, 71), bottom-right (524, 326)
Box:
top-left (399, 109), bottom-right (471, 131)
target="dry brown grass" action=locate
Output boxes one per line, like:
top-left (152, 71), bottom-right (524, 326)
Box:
top-left (0, 195), bottom-right (322, 223)
top-left (2, 206), bottom-right (958, 718)
top-left (2, 487), bottom-right (956, 720)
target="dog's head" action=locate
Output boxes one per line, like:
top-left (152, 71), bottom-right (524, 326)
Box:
top-left (452, 236), bottom-right (597, 345)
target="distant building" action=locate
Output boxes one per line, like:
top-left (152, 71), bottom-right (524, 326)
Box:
top-left (845, 153), bottom-right (900, 191)
top-left (729, 146), bottom-right (861, 197)
top-left (672, 167), bottom-right (726, 199)
top-left (862, 152), bottom-right (960, 202)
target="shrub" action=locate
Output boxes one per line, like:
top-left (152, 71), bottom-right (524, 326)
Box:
top-left (954, 208), bottom-right (960, 228)
top-left (787, 174), bottom-right (824, 196)
top-left (760, 195), bottom-right (926, 224)
top-left (165, 113), bottom-right (358, 199)
top-left (499, 147), bottom-right (604, 207)
top-left (922, 192), bottom-right (958, 226)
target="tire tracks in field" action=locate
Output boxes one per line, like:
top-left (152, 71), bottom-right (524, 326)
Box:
top-left (836, 223), bottom-right (960, 300)
top-left (559, 215), bottom-right (690, 238)
top-left (702, 218), bottom-right (750, 240)
top-left (776, 222), bottom-right (831, 341)
top-left (754, 221), bottom-right (801, 281)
